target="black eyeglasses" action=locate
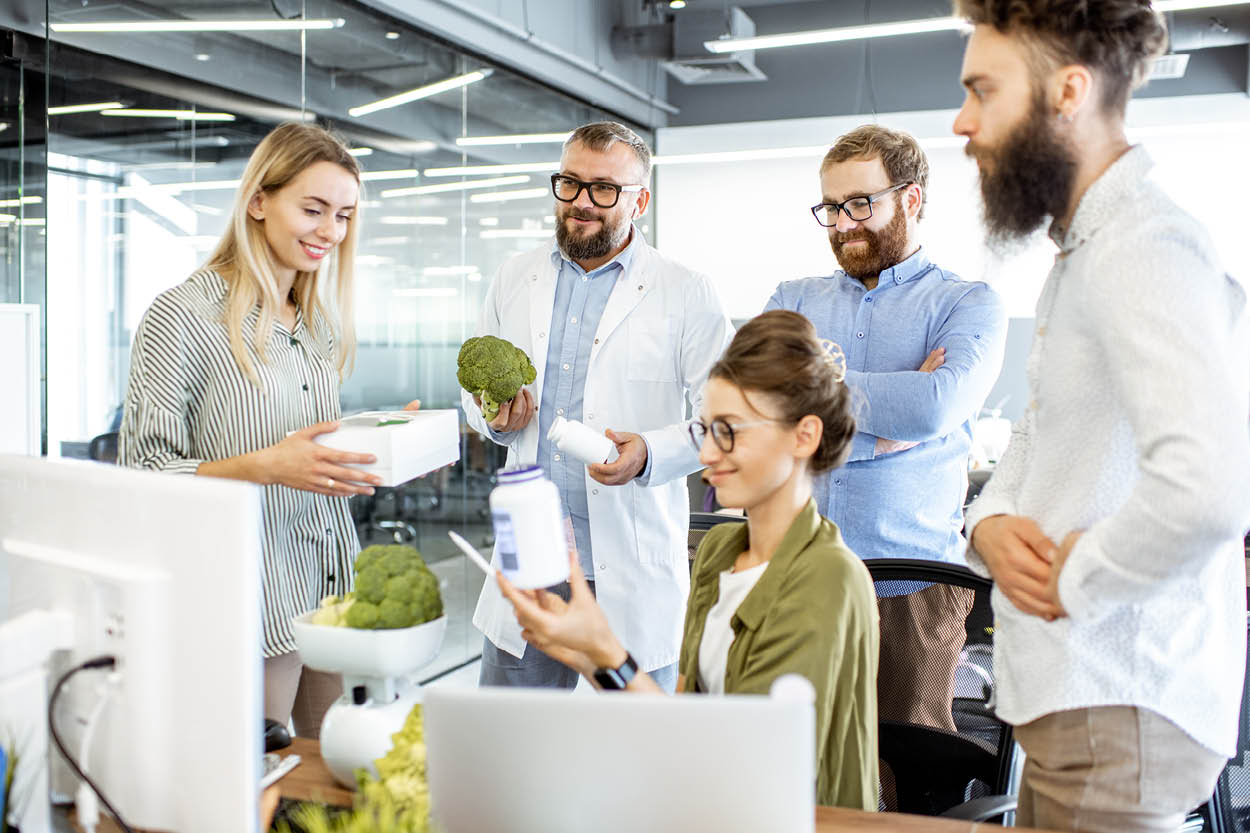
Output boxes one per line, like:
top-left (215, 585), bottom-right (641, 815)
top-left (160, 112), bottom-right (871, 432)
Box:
top-left (688, 418), bottom-right (784, 453)
top-left (551, 174), bottom-right (644, 209)
top-left (810, 182), bottom-right (909, 227)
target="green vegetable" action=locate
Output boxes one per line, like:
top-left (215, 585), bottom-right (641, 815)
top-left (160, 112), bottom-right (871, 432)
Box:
top-left (456, 335), bottom-right (537, 421)
top-left (376, 419), bottom-right (409, 427)
top-left (275, 704), bottom-right (431, 833)
top-left (308, 544), bottom-right (442, 631)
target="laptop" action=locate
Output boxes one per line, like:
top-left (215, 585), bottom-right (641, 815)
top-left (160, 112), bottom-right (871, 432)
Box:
top-left (423, 684), bottom-right (816, 833)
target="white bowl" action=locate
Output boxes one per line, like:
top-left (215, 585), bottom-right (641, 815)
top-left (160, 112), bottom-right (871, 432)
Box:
top-left (292, 612), bottom-right (447, 678)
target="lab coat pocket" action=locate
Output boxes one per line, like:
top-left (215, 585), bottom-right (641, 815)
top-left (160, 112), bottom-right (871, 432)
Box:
top-left (627, 318), bottom-right (679, 382)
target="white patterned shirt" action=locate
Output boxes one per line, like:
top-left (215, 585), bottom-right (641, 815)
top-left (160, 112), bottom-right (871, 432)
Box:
top-left (965, 146), bottom-right (1250, 755)
top-left (120, 270), bottom-right (358, 657)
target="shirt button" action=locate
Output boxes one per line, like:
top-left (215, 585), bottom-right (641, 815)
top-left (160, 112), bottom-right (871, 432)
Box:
top-left (865, 297), bottom-right (872, 303)
top-left (637, 285), bottom-right (643, 291)
top-left (325, 527), bottom-right (333, 535)
top-left (592, 489), bottom-right (599, 495)
top-left (570, 317), bottom-right (577, 324)
top-left (598, 563), bottom-right (607, 570)
top-left (835, 479), bottom-right (842, 485)
top-left (557, 408), bottom-right (564, 416)
top-left (593, 338), bottom-right (600, 345)
top-left (539, 332), bottom-right (546, 339)
top-left (327, 573), bottom-right (335, 583)
top-left (302, 383), bottom-right (309, 391)
top-left (857, 332), bottom-right (864, 339)
top-left (582, 276), bottom-right (588, 282)
top-left (289, 337), bottom-right (298, 346)
top-left (563, 363), bottom-right (570, 371)
top-left (553, 454), bottom-right (561, 461)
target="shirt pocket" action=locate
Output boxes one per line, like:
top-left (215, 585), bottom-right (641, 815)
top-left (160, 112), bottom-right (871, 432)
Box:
top-left (626, 317), bottom-right (679, 383)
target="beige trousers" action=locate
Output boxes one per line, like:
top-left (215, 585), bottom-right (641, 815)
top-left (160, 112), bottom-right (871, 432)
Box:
top-left (1014, 706), bottom-right (1225, 833)
top-left (263, 651), bottom-right (343, 740)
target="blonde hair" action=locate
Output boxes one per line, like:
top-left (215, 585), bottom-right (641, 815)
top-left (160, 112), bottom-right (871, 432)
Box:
top-left (204, 122), bottom-right (361, 385)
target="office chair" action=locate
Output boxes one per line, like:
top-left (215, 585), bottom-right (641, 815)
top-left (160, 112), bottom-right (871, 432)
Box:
top-left (863, 558), bottom-right (1018, 822)
top-left (688, 511), bottom-right (746, 571)
top-left (87, 431), bottom-right (119, 464)
top-left (1195, 539), bottom-right (1250, 833)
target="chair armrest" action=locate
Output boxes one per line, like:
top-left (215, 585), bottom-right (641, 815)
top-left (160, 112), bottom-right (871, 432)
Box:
top-left (938, 794), bottom-right (1017, 821)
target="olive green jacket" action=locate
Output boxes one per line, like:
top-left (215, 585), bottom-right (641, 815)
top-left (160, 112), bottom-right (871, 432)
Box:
top-left (678, 500), bottom-right (879, 810)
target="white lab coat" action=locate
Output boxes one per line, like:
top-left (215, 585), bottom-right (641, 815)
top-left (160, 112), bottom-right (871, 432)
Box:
top-left (462, 235), bottom-right (733, 671)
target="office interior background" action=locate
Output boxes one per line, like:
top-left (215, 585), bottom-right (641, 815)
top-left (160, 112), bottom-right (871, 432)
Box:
top-left (1, 0), bottom-right (1248, 679)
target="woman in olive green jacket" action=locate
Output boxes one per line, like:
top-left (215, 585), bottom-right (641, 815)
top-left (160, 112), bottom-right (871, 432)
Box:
top-left (499, 310), bottom-right (879, 810)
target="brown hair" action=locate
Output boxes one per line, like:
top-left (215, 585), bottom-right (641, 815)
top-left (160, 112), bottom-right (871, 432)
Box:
top-left (564, 121), bottom-right (652, 183)
top-left (821, 124), bottom-right (929, 220)
top-left (953, 0), bottom-right (1167, 114)
top-left (709, 310), bottom-right (855, 474)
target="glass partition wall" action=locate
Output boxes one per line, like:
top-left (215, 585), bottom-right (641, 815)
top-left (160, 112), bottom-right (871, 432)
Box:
top-left (16, 0), bottom-right (653, 677)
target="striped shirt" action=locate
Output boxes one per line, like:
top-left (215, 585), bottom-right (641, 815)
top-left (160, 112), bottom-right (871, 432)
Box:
top-left (119, 269), bottom-right (358, 657)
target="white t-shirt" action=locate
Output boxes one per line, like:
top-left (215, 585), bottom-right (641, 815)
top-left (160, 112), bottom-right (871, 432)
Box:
top-left (696, 561), bottom-right (769, 694)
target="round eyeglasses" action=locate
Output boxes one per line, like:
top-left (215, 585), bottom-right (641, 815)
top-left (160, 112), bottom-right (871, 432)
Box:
top-left (551, 174), bottom-right (644, 209)
top-left (688, 417), bottom-right (784, 453)
top-left (810, 181), bottom-right (909, 227)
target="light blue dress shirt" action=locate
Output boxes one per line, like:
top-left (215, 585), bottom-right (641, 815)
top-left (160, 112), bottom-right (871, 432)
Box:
top-left (535, 232), bottom-right (641, 579)
top-left (765, 248), bottom-right (1007, 569)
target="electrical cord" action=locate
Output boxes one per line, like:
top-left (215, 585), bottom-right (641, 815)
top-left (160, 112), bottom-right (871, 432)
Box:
top-left (47, 656), bottom-right (137, 833)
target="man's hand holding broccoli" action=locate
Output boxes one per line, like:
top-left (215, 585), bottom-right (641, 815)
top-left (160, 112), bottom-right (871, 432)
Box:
top-left (457, 335), bottom-right (537, 431)
top-left (588, 429), bottom-right (648, 485)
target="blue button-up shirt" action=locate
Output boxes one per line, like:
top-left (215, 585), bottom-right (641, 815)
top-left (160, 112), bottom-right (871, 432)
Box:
top-left (765, 248), bottom-right (1007, 569)
top-left (536, 232), bottom-right (641, 579)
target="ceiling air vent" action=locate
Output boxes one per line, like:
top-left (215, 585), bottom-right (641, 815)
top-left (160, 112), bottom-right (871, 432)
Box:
top-left (664, 7), bottom-right (766, 85)
top-left (1148, 53), bottom-right (1190, 80)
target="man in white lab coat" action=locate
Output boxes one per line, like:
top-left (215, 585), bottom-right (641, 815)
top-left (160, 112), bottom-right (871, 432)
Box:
top-left (463, 122), bottom-right (733, 692)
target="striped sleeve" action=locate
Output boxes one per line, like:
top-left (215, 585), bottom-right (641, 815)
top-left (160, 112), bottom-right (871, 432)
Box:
top-left (119, 296), bottom-right (204, 475)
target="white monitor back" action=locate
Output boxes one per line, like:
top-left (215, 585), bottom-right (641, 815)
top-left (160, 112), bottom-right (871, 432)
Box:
top-left (424, 686), bottom-right (815, 833)
top-left (0, 455), bottom-right (261, 833)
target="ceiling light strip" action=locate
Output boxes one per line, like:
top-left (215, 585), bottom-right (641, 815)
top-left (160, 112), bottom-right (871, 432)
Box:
top-left (50, 18), bottom-right (344, 33)
top-left (455, 132), bottom-right (571, 147)
top-left (703, 16), bottom-right (971, 54)
top-left (101, 109), bottom-right (236, 121)
top-left (349, 70), bottom-right (492, 118)
top-left (48, 101), bottom-right (124, 115)
top-left (381, 175), bottom-right (530, 199)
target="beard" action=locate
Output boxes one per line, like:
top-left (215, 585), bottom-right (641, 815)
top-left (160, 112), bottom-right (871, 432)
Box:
top-left (555, 205), bottom-right (631, 261)
top-left (968, 92), bottom-right (1079, 251)
top-left (830, 194), bottom-right (910, 281)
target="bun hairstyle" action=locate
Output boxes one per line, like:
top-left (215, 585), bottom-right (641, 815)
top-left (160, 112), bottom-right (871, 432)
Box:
top-left (709, 310), bottom-right (856, 474)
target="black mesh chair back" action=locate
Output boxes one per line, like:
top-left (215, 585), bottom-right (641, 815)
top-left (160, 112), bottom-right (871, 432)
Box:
top-left (688, 511), bottom-right (746, 570)
top-left (864, 558), bottom-right (1016, 820)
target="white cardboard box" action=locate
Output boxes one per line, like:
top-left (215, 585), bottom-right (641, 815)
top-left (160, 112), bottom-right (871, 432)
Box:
top-left (314, 409), bottom-right (460, 487)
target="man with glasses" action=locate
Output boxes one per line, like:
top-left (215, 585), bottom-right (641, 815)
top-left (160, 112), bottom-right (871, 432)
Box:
top-left (464, 121), bottom-right (732, 693)
top-left (765, 125), bottom-right (1007, 740)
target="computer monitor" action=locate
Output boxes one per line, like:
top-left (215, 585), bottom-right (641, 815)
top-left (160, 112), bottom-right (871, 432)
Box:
top-left (423, 685), bottom-right (816, 833)
top-left (0, 454), bottom-right (261, 833)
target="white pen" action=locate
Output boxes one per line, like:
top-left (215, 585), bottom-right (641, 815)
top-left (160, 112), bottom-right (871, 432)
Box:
top-left (259, 754), bottom-right (301, 790)
top-left (448, 530), bottom-right (495, 577)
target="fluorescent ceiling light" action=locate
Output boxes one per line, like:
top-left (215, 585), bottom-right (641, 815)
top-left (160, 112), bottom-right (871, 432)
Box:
top-left (469, 187), bottom-right (549, 204)
top-left (0, 197), bottom-right (44, 207)
top-left (48, 101), bottom-right (124, 115)
top-left (480, 229), bottom-right (551, 239)
top-left (20, 218), bottom-right (46, 226)
top-left (0, 214), bottom-right (15, 223)
top-left (455, 132), bottom-right (571, 147)
top-left (704, 16), bottom-right (971, 54)
top-left (378, 216), bottom-right (450, 225)
top-left (423, 265), bottom-right (479, 275)
top-left (368, 236), bottom-right (410, 246)
top-left (424, 161), bottom-right (558, 178)
top-left (349, 147), bottom-right (373, 157)
top-left (479, 217), bottom-right (500, 226)
top-left (356, 255), bottom-right (394, 266)
top-left (50, 18), bottom-right (344, 33)
top-left (393, 288), bottom-right (459, 297)
top-left (360, 169), bottom-right (419, 182)
top-left (382, 175), bottom-right (530, 199)
top-left (101, 109), bottom-right (236, 121)
top-left (349, 70), bottom-right (492, 118)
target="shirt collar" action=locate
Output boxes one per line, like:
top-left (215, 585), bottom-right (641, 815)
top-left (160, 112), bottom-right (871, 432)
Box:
top-left (840, 246), bottom-right (931, 289)
top-left (694, 499), bottom-right (825, 632)
top-left (1049, 144), bottom-right (1153, 254)
top-left (550, 223), bottom-right (642, 278)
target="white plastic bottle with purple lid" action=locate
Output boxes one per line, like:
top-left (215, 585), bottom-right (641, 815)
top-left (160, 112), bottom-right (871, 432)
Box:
top-left (488, 465), bottom-right (569, 590)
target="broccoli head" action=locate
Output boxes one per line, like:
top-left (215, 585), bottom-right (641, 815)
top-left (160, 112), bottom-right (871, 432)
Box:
top-left (456, 335), bottom-right (536, 421)
top-left (342, 545), bottom-right (443, 630)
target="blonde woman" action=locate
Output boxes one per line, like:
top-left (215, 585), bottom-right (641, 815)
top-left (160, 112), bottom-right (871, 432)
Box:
top-left (120, 122), bottom-right (416, 737)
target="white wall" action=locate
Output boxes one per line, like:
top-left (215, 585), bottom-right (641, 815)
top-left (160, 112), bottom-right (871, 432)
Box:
top-left (655, 94), bottom-right (1250, 321)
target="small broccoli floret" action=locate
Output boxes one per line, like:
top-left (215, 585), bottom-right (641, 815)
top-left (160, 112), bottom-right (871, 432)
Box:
top-left (385, 574), bottom-right (420, 605)
top-left (355, 548), bottom-right (383, 573)
top-left (378, 598), bottom-right (415, 629)
top-left (411, 571), bottom-right (443, 623)
top-left (355, 565), bottom-right (388, 605)
top-left (456, 335), bottom-right (536, 422)
top-left (345, 600), bottom-right (380, 629)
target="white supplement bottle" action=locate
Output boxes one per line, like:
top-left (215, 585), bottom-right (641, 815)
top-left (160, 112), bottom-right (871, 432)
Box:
top-left (547, 416), bottom-right (617, 465)
top-left (488, 466), bottom-right (570, 589)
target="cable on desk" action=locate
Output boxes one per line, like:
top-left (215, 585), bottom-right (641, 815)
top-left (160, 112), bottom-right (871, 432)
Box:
top-left (48, 656), bottom-right (138, 833)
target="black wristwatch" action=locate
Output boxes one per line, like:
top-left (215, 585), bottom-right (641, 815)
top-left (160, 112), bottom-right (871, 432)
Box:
top-left (593, 652), bottom-right (638, 691)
